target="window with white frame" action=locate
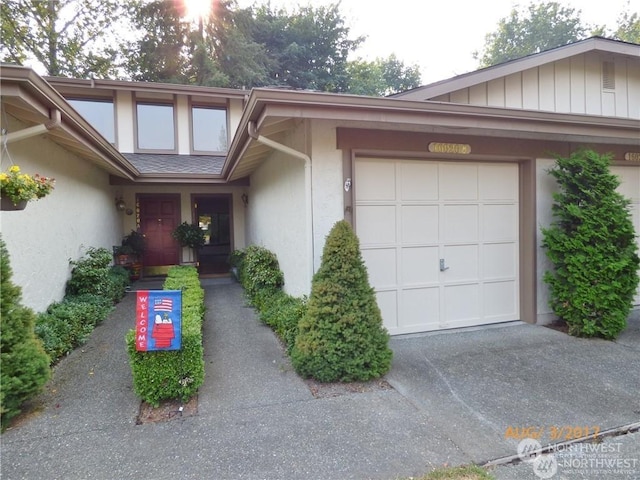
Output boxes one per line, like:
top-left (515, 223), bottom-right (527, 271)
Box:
top-left (191, 106), bottom-right (227, 153)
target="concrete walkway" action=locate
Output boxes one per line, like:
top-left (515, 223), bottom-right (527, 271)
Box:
top-left (2, 280), bottom-right (639, 479)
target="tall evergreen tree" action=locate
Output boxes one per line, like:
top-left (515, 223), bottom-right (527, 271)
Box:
top-left (542, 150), bottom-right (640, 339)
top-left (0, 237), bottom-right (50, 429)
top-left (291, 221), bottom-right (392, 382)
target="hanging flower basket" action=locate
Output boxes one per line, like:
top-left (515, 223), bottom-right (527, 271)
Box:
top-left (1, 194), bottom-right (28, 211)
top-left (0, 165), bottom-right (55, 211)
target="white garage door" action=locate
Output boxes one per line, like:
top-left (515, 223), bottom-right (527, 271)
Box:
top-left (611, 166), bottom-right (640, 306)
top-left (355, 158), bottom-right (520, 335)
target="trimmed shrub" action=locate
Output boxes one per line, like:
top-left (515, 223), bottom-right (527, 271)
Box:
top-left (66, 248), bottom-right (129, 303)
top-left (0, 237), bottom-right (50, 429)
top-left (240, 245), bottom-right (284, 300)
top-left (542, 149), bottom-right (640, 339)
top-left (258, 290), bottom-right (307, 354)
top-left (35, 296), bottom-right (115, 362)
top-left (291, 220), bottom-right (392, 382)
top-left (125, 266), bottom-right (205, 406)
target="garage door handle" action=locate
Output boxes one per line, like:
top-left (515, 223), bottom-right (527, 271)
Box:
top-left (439, 259), bottom-right (449, 272)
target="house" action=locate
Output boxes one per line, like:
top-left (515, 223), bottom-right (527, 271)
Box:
top-left (1, 36), bottom-right (638, 335)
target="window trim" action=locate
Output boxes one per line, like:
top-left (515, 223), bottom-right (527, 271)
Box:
top-left (188, 100), bottom-right (230, 155)
top-left (134, 97), bottom-right (179, 154)
top-left (67, 97), bottom-right (118, 146)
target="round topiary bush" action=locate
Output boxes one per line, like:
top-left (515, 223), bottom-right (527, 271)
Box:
top-left (542, 149), bottom-right (640, 339)
top-left (291, 220), bottom-right (392, 382)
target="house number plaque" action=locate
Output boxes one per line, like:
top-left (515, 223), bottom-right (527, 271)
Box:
top-left (428, 142), bottom-right (471, 154)
top-left (624, 152), bottom-right (640, 162)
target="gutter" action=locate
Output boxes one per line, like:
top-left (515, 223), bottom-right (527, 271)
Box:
top-left (1, 109), bottom-right (61, 144)
top-left (247, 120), bottom-right (315, 288)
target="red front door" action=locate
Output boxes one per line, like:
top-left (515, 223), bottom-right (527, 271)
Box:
top-left (138, 195), bottom-right (180, 275)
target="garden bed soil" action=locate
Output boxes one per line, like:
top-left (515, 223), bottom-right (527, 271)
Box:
top-left (304, 378), bottom-right (393, 399)
top-left (136, 395), bottom-right (198, 425)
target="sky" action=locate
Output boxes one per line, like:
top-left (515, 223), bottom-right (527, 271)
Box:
top-left (236, 0), bottom-right (639, 84)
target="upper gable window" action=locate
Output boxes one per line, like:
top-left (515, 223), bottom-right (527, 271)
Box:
top-left (68, 99), bottom-right (115, 144)
top-left (136, 103), bottom-right (176, 151)
top-left (191, 106), bottom-right (227, 153)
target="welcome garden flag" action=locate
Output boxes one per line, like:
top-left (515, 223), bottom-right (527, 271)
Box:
top-left (135, 290), bottom-right (182, 351)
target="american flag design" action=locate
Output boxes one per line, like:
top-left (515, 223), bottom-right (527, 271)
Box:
top-left (154, 298), bottom-right (173, 312)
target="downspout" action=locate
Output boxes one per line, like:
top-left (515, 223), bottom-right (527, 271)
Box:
top-left (1, 109), bottom-right (62, 144)
top-left (248, 121), bottom-right (315, 288)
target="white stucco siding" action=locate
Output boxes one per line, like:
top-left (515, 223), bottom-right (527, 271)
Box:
top-left (245, 133), bottom-right (309, 296)
top-left (309, 121), bottom-right (344, 272)
top-left (1, 118), bottom-right (122, 312)
top-left (115, 90), bottom-right (134, 153)
top-left (536, 158), bottom-right (640, 323)
top-left (443, 52), bottom-right (640, 119)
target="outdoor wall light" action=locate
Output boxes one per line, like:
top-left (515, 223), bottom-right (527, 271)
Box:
top-left (241, 193), bottom-right (249, 207)
top-left (115, 197), bottom-right (126, 212)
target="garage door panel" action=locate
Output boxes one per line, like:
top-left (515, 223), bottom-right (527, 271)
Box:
top-left (400, 288), bottom-right (440, 329)
top-left (356, 205), bottom-right (396, 245)
top-left (480, 165), bottom-right (519, 200)
top-left (443, 205), bottom-right (479, 243)
top-left (483, 243), bottom-right (518, 279)
top-left (402, 205), bottom-right (438, 244)
top-left (443, 284), bottom-right (480, 325)
top-left (483, 204), bottom-right (518, 241)
top-left (483, 281), bottom-right (518, 319)
top-left (375, 290), bottom-right (398, 331)
top-left (402, 246), bottom-right (439, 285)
top-left (442, 245), bottom-right (479, 282)
top-left (362, 248), bottom-right (397, 289)
top-left (355, 159), bottom-right (396, 200)
top-left (401, 162), bottom-right (439, 201)
top-left (356, 159), bottom-right (520, 334)
top-left (440, 164), bottom-right (478, 200)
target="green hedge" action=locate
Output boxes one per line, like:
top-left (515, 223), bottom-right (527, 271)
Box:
top-left (125, 266), bottom-right (205, 407)
top-left (231, 246), bottom-right (307, 354)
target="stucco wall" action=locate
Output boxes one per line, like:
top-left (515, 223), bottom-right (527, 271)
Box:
top-left (1, 117), bottom-right (122, 312)
top-left (245, 128), bottom-right (309, 297)
top-left (309, 120), bottom-right (344, 272)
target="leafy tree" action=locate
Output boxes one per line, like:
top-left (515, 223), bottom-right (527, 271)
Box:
top-left (613, 8), bottom-right (640, 43)
top-left (249, 3), bottom-right (364, 92)
top-left (291, 220), bottom-right (392, 382)
top-left (346, 54), bottom-right (421, 96)
top-left (475, 2), bottom-right (587, 67)
top-left (542, 150), bottom-right (639, 339)
top-left (0, 237), bottom-right (50, 429)
top-left (0, 0), bottom-right (125, 77)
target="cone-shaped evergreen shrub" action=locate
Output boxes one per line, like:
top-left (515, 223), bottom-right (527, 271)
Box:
top-left (0, 237), bottom-right (50, 429)
top-left (542, 149), bottom-right (640, 339)
top-left (291, 220), bottom-right (392, 382)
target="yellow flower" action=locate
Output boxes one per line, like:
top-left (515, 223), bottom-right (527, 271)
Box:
top-left (0, 173), bottom-right (7, 181)
top-left (9, 165), bottom-right (20, 173)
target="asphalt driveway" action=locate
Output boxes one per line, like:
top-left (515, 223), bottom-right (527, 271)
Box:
top-left (1, 280), bottom-right (638, 480)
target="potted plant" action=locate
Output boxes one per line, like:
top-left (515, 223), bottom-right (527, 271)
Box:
top-left (121, 230), bottom-right (145, 280)
top-left (172, 222), bottom-right (206, 264)
top-left (0, 165), bottom-right (55, 210)
top-left (113, 244), bottom-right (134, 265)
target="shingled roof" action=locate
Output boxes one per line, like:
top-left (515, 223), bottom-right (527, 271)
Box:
top-left (122, 153), bottom-right (226, 175)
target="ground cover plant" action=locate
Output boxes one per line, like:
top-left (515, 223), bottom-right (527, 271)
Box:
top-left (542, 149), bottom-right (639, 339)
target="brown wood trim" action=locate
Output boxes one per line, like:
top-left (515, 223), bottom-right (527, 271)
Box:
top-left (337, 127), bottom-right (635, 161)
